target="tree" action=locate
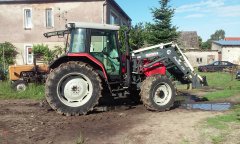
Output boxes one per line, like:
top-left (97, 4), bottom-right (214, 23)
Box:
top-left (198, 36), bottom-right (211, 49)
top-left (198, 36), bottom-right (203, 48)
top-left (201, 40), bottom-right (211, 49)
top-left (0, 42), bottom-right (17, 68)
top-left (210, 29), bottom-right (225, 41)
top-left (119, 23), bottom-right (146, 52)
top-left (129, 23), bottom-right (146, 50)
top-left (199, 29), bottom-right (225, 50)
top-left (146, 0), bottom-right (179, 45)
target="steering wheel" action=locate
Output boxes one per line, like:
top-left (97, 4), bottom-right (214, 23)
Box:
top-left (102, 47), bottom-right (109, 57)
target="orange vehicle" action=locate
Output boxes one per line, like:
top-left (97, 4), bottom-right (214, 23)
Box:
top-left (9, 63), bottom-right (49, 91)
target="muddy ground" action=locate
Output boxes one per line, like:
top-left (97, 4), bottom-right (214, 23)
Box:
top-left (0, 90), bottom-right (227, 144)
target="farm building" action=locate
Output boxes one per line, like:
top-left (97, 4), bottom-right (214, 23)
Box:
top-left (212, 40), bottom-right (240, 65)
top-left (178, 31), bottom-right (199, 50)
top-left (224, 37), bottom-right (240, 41)
top-left (184, 50), bottom-right (218, 67)
top-left (0, 0), bottom-right (131, 65)
top-left (178, 31), bottom-right (218, 67)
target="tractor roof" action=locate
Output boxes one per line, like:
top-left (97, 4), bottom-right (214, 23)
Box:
top-left (66, 22), bottom-right (120, 31)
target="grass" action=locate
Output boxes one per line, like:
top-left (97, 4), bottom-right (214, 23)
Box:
top-left (76, 133), bottom-right (85, 144)
top-left (207, 105), bottom-right (240, 128)
top-left (0, 81), bottom-right (45, 100)
top-left (198, 72), bottom-right (240, 101)
top-left (202, 105), bottom-right (240, 143)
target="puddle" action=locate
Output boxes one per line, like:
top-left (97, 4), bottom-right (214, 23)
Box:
top-left (180, 102), bottom-right (232, 111)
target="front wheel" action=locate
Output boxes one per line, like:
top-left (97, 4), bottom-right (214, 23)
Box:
top-left (11, 80), bottom-right (28, 92)
top-left (140, 75), bottom-right (176, 111)
top-left (45, 62), bottom-right (102, 116)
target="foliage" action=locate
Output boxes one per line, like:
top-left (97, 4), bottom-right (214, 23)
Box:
top-left (0, 81), bottom-right (44, 100)
top-left (199, 29), bottom-right (225, 50)
top-left (119, 23), bottom-right (146, 52)
top-left (198, 36), bottom-right (202, 48)
top-left (201, 40), bottom-right (212, 49)
top-left (129, 23), bottom-right (146, 50)
top-left (119, 25), bottom-right (129, 52)
top-left (145, 0), bottom-right (179, 45)
top-left (76, 133), bottom-right (85, 144)
top-left (33, 44), bottom-right (64, 63)
top-left (210, 29), bottom-right (225, 41)
top-left (33, 44), bottom-right (49, 56)
top-left (0, 42), bottom-right (17, 68)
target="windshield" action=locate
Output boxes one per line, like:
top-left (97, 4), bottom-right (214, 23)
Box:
top-left (70, 28), bottom-right (87, 53)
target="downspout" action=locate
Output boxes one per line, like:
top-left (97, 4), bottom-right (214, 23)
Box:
top-left (102, 0), bottom-right (107, 24)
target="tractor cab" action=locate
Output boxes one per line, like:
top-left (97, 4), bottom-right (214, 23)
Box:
top-left (68, 23), bottom-right (121, 76)
top-left (44, 22), bottom-right (122, 81)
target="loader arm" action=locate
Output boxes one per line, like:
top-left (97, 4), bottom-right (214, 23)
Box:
top-left (131, 42), bottom-right (207, 88)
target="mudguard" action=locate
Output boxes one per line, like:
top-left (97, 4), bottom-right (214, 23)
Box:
top-left (49, 53), bottom-right (108, 80)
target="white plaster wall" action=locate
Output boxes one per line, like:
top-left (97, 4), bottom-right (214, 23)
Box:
top-left (222, 47), bottom-right (240, 64)
top-left (184, 51), bottom-right (218, 67)
top-left (211, 43), bottom-right (222, 51)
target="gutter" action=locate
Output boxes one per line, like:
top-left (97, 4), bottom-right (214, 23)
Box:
top-left (102, 0), bottom-right (107, 24)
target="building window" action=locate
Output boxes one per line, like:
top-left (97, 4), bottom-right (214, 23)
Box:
top-left (110, 12), bottom-right (119, 25)
top-left (25, 45), bottom-right (33, 64)
top-left (196, 58), bottom-right (202, 63)
top-left (24, 9), bottom-right (32, 29)
top-left (46, 8), bottom-right (54, 28)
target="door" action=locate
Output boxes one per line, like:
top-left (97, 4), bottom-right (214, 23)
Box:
top-left (90, 29), bottom-right (120, 76)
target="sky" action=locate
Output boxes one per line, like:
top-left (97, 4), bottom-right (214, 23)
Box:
top-left (115, 0), bottom-right (240, 41)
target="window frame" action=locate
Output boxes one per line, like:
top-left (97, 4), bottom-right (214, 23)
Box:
top-left (23, 8), bottom-right (33, 29)
top-left (24, 44), bottom-right (34, 65)
top-left (196, 57), bottom-right (203, 63)
top-left (45, 8), bottom-right (54, 28)
top-left (110, 10), bottom-right (119, 25)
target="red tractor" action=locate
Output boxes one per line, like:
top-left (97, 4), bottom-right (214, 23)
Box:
top-left (44, 22), bottom-right (207, 116)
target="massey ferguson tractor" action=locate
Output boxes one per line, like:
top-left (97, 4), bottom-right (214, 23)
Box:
top-left (44, 22), bottom-right (207, 116)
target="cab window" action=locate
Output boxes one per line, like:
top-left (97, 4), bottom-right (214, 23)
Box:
top-left (70, 28), bottom-right (86, 53)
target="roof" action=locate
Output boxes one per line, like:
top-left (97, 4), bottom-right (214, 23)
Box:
top-left (0, 0), bottom-right (131, 21)
top-left (224, 37), bottom-right (240, 41)
top-left (67, 22), bottom-right (120, 30)
top-left (213, 40), bottom-right (240, 46)
top-left (107, 0), bottom-right (131, 21)
top-left (178, 31), bottom-right (199, 49)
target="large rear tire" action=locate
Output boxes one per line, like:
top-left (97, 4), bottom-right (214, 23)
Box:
top-left (45, 61), bottom-right (102, 116)
top-left (140, 75), bottom-right (176, 111)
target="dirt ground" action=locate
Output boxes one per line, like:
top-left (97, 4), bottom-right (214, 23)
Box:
top-left (0, 91), bottom-right (224, 144)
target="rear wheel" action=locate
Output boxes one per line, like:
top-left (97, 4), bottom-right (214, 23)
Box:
top-left (45, 61), bottom-right (102, 116)
top-left (140, 75), bottom-right (176, 111)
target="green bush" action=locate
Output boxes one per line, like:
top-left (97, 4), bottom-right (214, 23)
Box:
top-left (0, 42), bottom-right (17, 80)
top-left (0, 42), bottom-right (17, 67)
top-left (33, 44), bottom-right (64, 63)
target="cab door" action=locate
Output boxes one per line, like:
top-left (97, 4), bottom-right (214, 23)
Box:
top-left (89, 29), bottom-right (121, 77)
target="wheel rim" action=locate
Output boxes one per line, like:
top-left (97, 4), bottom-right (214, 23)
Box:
top-left (153, 82), bottom-right (172, 106)
top-left (16, 83), bottom-right (27, 91)
top-left (57, 72), bottom-right (93, 107)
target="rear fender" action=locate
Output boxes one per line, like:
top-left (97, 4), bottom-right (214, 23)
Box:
top-left (49, 54), bottom-right (108, 80)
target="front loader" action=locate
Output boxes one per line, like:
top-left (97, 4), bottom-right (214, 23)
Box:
top-left (44, 22), bottom-right (207, 116)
